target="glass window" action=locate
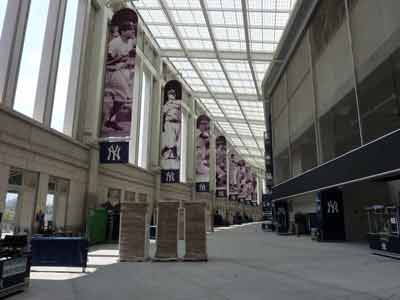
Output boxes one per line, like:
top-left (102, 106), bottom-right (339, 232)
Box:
top-left (180, 110), bottom-right (188, 182)
top-left (13, 0), bottom-right (50, 118)
top-left (357, 56), bottom-right (400, 143)
top-left (349, 0), bottom-right (400, 143)
top-left (138, 71), bottom-right (152, 168)
top-left (319, 90), bottom-right (361, 162)
top-left (3, 192), bottom-right (19, 236)
top-left (274, 148), bottom-right (290, 184)
top-left (51, 0), bottom-right (79, 133)
top-left (290, 126), bottom-right (317, 176)
top-left (311, 1), bottom-right (361, 162)
top-left (0, 0), bottom-right (7, 40)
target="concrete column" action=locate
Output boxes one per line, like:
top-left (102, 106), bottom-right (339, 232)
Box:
top-left (80, 3), bottom-right (108, 143)
top-left (64, 0), bottom-right (90, 137)
top-left (149, 63), bottom-right (163, 169)
top-left (0, 164), bottom-right (10, 213)
top-left (154, 201), bottom-right (179, 261)
top-left (35, 173), bottom-right (49, 214)
top-left (33, 0), bottom-right (67, 125)
top-left (184, 202), bottom-right (207, 261)
top-left (0, 0), bottom-right (30, 107)
top-left (119, 202), bottom-right (149, 262)
top-left (33, 173), bottom-right (49, 233)
top-left (85, 146), bottom-right (99, 216)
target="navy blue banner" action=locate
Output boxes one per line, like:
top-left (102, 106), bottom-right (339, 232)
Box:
top-left (100, 142), bottom-right (129, 164)
top-left (196, 182), bottom-right (209, 193)
top-left (161, 170), bottom-right (180, 184)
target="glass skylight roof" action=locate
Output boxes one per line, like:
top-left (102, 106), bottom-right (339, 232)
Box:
top-left (132, 0), bottom-right (298, 169)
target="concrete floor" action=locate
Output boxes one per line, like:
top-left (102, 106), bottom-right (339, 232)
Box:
top-left (11, 223), bottom-right (400, 300)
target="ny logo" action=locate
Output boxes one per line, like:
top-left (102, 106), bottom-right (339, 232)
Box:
top-left (107, 144), bottom-right (121, 161)
top-left (327, 200), bottom-right (339, 214)
top-left (166, 171), bottom-right (175, 182)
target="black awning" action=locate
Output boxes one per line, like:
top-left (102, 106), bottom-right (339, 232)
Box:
top-left (272, 129), bottom-right (400, 200)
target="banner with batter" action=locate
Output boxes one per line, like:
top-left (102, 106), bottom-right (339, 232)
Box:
top-left (215, 136), bottom-right (227, 198)
top-left (228, 150), bottom-right (240, 201)
top-left (196, 114), bottom-right (211, 192)
top-left (237, 160), bottom-right (248, 202)
top-left (160, 80), bottom-right (182, 183)
top-left (100, 8), bottom-right (138, 139)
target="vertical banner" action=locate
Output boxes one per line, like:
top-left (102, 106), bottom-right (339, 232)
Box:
top-left (160, 80), bottom-right (182, 183)
top-left (228, 151), bottom-right (239, 201)
top-left (195, 114), bottom-right (210, 192)
top-left (251, 172), bottom-right (258, 203)
top-left (215, 136), bottom-right (227, 198)
top-left (238, 160), bottom-right (248, 203)
top-left (101, 8), bottom-right (138, 139)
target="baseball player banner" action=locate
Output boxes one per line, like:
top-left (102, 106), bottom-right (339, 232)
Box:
top-left (228, 150), bottom-right (240, 201)
top-left (238, 160), bottom-right (249, 203)
top-left (251, 171), bottom-right (258, 202)
top-left (215, 136), bottom-right (227, 198)
top-left (196, 114), bottom-right (211, 192)
top-left (160, 80), bottom-right (182, 183)
top-left (100, 8), bottom-right (138, 138)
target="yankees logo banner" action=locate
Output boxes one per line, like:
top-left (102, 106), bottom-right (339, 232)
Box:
top-left (160, 80), bottom-right (182, 184)
top-left (100, 8), bottom-right (138, 138)
top-left (215, 136), bottom-right (227, 198)
top-left (100, 142), bottom-right (129, 164)
top-left (196, 114), bottom-right (210, 192)
top-left (228, 150), bottom-right (240, 201)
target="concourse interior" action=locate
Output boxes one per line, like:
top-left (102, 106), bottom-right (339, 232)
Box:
top-left (1, 0), bottom-right (400, 299)
top-left (11, 224), bottom-right (400, 300)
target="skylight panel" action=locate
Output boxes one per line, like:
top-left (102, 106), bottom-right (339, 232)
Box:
top-left (178, 26), bottom-right (210, 40)
top-left (148, 25), bottom-right (175, 38)
top-left (171, 10), bottom-right (206, 25)
top-left (139, 9), bottom-right (168, 24)
top-left (166, 0), bottom-right (201, 9)
top-left (206, 0), bottom-right (242, 10)
top-left (156, 38), bottom-right (181, 49)
top-left (134, 0), bottom-right (161, 8)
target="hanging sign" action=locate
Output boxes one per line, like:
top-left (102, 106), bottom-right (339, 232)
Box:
top-left (100, 8), bottom-right (138, 139)
top-left (160, 80), bottom-right (182, 183)
top-left (238, 160), bottom-right (248, 202)
top-left (228, 151), bottom-right (240, 201)
top-left (196, 114), bottom-right (211, 192)
top-left (215, 136), bottom-right (227, 198)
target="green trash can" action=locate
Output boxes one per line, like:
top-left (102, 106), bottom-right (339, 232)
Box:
top-left (87, 208), bottom-right (108, 244)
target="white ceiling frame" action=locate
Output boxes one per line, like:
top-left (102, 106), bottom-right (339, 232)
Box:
top-left (161, 49), bottom-right (274, 61)
top-left (156, 0), bottom-right (260, 169)
top-left (146, 21), bottom-right (286, 31)
top-left (135, 6), bottom-right (292, 14)
top-left (240, 0), bottom-right (262, 101)
top-left (198, 0), bottom-right (264, 155)
top-left (196, 91), bottom-right (258, 101)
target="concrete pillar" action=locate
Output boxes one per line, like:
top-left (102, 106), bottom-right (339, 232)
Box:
top-left (33, 173), bottom-right (49, 233)
top-left (184, 202), bottom-right (207, 261)
top-left (154, 201), bottom-right (179, 261)
top-left (119, 202), bottom-right (149, 262)
top-left (0, 0), bottom-right (30, 107)
top-left (33, 0), bottom-right (67, 125)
